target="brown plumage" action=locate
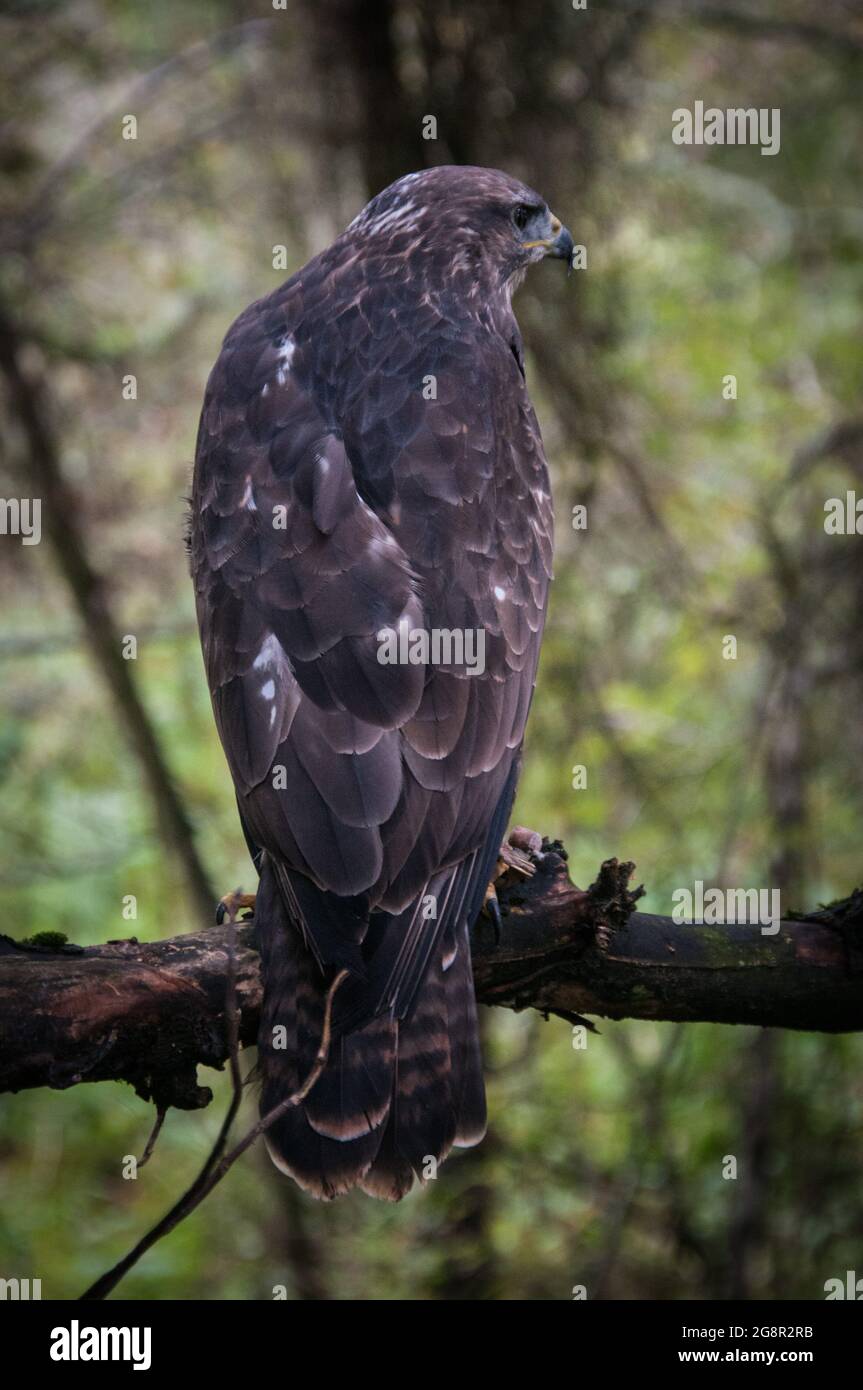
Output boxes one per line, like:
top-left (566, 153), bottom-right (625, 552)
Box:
top-left (189, 166), bottom-right (570, 1198)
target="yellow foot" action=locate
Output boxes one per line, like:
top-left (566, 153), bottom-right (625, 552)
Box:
top-left (499, 828), bottom-right (540, 880)
top-left (480, 831), bottom-right (541, 942)
top-left (215, 889), bottom-right (257, 924)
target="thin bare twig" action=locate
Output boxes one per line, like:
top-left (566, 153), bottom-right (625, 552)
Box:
top-left (137, 1108), bottom-right (166, 1171)
top-left (79, 968), bottom-right (348, 1302)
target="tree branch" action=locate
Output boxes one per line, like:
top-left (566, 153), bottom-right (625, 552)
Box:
top-left (2, 832), bottom-right (862, 1114)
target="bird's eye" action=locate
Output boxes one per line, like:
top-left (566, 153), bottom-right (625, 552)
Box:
top-left (512, 204), bottom-right (532, 233)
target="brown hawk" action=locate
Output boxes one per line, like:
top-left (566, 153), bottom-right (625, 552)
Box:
top-left (189, 166), bottom-right (571, 1198)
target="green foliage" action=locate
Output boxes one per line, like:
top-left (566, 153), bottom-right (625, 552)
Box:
top-left (18, 930), bottom-right (69, 950)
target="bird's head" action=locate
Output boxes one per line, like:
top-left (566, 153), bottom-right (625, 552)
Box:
top-left (344, 165), bottom-right (574, 304)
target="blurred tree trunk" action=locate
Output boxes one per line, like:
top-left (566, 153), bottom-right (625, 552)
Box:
top-left (0, 310), bottom-right (215, 925)
top-left (299, 0), bottom-right (421, 193)
top-left (727, 525), bottom-right (813, 1299)
top-left (274, 1179), bottom-right (330, 1301)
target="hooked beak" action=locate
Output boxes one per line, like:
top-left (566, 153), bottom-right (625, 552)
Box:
top-left (524, 213), bottom-right (575, 272)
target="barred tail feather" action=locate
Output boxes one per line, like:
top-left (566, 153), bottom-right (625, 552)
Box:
top-left (256, 858), bottom-right (486, 1201)
top-left (256, 859), bottom-right (390, 1198)
top-left (360, 919), bottom-right (487, 1198)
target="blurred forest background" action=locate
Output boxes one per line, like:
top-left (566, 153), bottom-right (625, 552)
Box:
top-left (1, 0), bottom-right (862, 1300)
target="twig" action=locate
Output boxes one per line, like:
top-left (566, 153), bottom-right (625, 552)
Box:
top-left (79, 968), bottom-right (348, 1301)
top-left (137, 1108), bottom-right (166, 1171)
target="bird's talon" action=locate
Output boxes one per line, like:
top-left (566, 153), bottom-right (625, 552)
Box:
top-left (482, 883), bottom-right (503, 944)
top-left (216, 889), bottom-right (257, 925)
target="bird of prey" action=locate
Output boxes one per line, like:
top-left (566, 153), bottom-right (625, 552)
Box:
top-left (189, 166), bottom-right (571, 1199)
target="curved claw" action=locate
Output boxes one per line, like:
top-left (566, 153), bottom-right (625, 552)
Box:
top-left (216, 889), bottom-right (256, 925)
top-left (482, 882), bottom-right (503, 944)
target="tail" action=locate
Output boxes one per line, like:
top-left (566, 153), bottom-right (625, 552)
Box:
top-left (255, 857), bottom-right (486, 1200)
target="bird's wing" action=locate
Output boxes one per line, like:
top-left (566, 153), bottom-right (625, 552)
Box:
top-left (190, 291), bottom-right (551, 1010)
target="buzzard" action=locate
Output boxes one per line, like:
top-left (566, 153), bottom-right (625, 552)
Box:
top-left (189, 166), bottom-right (571, 1199)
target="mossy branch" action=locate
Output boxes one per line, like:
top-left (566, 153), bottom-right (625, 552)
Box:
top-left (1, 829), bottom-right (861, 1113)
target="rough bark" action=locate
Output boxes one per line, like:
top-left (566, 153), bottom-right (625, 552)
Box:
top-left (1, 834), bottom-right (861, 1115)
